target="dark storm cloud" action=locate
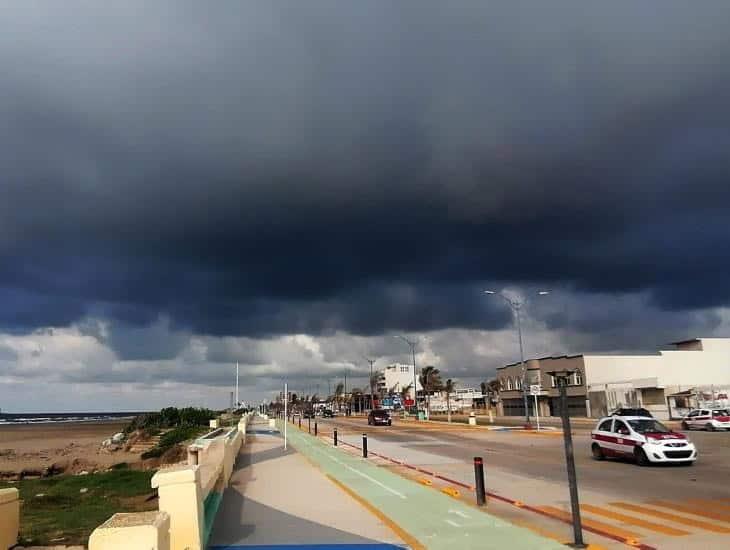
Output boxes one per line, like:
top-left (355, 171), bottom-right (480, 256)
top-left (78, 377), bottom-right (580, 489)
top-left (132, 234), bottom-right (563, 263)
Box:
top-left (2, 1), bottom-right (730, 344)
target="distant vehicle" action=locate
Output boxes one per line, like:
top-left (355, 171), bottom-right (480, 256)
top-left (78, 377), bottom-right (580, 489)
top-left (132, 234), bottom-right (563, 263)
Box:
top-left (681, 409), bottom-right (730, 431)
top-left (302, 411), bottom-right (315, 419)
top-left (322, 409), bottom-right (335, 418)
top-left (591, 416), bottom-right (696, 466)
top-left (610, 407), bottom-right (653, 418)
top-left (367, 409), bottom-right (392, 426)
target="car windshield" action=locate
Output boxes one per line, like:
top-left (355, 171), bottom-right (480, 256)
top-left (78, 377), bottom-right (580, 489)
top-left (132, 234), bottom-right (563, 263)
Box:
top-left (373, 410), bottom-right (388, 416)
top-left (712, 410), bottom-right (729, 417)
top-left (627, 419), bottom-right (670, 433)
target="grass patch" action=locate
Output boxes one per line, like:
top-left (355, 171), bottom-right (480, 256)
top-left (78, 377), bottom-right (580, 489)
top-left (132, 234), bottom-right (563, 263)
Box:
top-left (1, 469), bottom-right (157, 546)
top-left (141, 425), bottom-right (209, 459)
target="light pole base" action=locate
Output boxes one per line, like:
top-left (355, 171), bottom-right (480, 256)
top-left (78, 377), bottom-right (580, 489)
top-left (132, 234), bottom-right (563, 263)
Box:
top-left (567, 543), bottom-right (587, 549)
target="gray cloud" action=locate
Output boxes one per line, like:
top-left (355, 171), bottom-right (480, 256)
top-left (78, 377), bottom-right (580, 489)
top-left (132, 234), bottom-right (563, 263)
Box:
top-left (2, 3), bottom-right (730, 408)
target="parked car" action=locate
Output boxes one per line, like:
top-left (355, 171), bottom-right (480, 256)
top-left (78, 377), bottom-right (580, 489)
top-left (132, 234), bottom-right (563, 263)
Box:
top-left (322, 409), bottom-right (335, 418)
top-left (302, 410), bottom-right (315, 419)
top-left (367, 409), bottom-right (392, 426)
top-left (591, 416), bottom-right (697, 466)
top-left (681, 409), bottom-right (730, 431)
top-left (610, 407), bottom-right (653, 418)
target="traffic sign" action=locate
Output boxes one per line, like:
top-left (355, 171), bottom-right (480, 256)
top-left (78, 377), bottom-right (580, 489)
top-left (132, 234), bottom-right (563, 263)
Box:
top-left (530, 384), bottom-right (541, 396)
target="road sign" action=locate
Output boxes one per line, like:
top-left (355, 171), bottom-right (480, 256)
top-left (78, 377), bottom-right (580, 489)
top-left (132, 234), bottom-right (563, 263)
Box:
top-left (530, 384), bottom-right (541, 396)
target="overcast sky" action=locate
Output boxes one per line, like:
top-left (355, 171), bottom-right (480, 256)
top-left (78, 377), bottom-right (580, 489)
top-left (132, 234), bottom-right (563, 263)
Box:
top-left (2, 2), bottom-right (730, 412)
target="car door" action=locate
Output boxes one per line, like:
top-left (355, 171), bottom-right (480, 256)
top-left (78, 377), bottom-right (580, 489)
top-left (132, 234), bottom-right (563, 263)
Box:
top-left (593, 418), bottom-right (615, 455)
top-left (612, 419), bottom-right (635, 456)
top-left (685, 410), bottom-right (699, 429)
top-left (696, 409), bottom-right (712, 429)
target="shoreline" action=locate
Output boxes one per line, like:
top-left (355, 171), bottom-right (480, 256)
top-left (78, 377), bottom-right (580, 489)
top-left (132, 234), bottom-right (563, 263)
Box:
top-left (0, 420), bottom-right (140, 477)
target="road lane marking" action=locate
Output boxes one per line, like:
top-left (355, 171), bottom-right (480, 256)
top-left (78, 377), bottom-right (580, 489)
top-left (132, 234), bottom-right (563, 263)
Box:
top-left (445, 519), bottom-right (461, 527)
top-left (646, 500), bottom-right (730, 523)
top-left (449, 509), bottom-right (470, 519)
top-left (536, 506), bottom-right (643, 541)
top-left (581, 504), bottom-right (690, 536)
top-left (609, 502), bottom-right (730, 533)
top-left (687, 498), bottom-right (730, 512)
top-left (324, 447), bottom-right (407, 499)
top-left (294, 428), bottom-right (407, 499)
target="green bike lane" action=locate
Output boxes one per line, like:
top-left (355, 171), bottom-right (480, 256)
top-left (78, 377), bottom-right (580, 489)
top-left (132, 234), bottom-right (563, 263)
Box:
top-left (278, 420), bottom-right (562, 550)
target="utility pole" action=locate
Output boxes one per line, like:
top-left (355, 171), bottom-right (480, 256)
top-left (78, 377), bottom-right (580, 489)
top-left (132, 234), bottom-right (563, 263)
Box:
top-left (364, 356), bottom-right (376, 410)
top-left (395, 335), bottom-right (419, 419)
top-left (485, 290), bottom-right (550, 424)
top-left (235, 361), bottom-right (239, 408)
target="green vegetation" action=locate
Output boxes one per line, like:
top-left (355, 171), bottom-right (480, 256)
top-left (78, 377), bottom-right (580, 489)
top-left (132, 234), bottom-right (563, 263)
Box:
top-left (140, 425), bottom-right (209, 459)
top-left (1, 469), bottom-right (156, 546)
top-left (124, 406), bottom-right (216, 434)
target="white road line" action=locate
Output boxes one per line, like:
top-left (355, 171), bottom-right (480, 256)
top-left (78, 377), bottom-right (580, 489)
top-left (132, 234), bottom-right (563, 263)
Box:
top-left (448, 509), bottom-right (470, 519)
top-left (302, 433), bottom-right (408, 499)
top-left (445, 519), bottom-right (461, 527)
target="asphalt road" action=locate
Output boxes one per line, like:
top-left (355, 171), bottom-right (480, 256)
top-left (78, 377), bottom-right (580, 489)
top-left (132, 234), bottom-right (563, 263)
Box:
top-left (315, 415), bottom-right (730, 504)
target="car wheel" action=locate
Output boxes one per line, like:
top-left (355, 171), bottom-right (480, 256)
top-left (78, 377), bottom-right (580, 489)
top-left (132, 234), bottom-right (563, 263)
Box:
top-left (706, 423), bottom-right (716, 432)
top-left (388, 420), bottom-right (392, 426)
top-left (681, 421), bottom-right (689, 430)
top-left (634, 447), bottom-right (650, 467)
top-left (591, 443), bottom-right (605, 461)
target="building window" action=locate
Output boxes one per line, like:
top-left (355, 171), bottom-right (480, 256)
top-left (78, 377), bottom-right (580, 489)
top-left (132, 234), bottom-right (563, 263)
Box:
top-left (400, 366), bottom-right (409, 373)
top-left (515, 377), bottom-right (522, 390)
top-left (506, 378), bottom-right (513, 391)
top-left (573, 371), bottom-right (583, 386)
top-left (499, 379), bottom-right (505, 391)
top-left (550, 375), bottom-right (557, 388)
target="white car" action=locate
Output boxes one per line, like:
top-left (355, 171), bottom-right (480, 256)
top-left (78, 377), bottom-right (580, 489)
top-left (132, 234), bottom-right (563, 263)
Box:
top-left (591, 416), bottom-right (697, 466)
top-left (681, 409), bottom-right (730, 431)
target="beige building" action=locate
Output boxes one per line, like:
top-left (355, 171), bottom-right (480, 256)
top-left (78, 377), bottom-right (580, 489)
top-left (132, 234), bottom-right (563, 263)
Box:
top-left (496, 338), bottom-right (730, 420)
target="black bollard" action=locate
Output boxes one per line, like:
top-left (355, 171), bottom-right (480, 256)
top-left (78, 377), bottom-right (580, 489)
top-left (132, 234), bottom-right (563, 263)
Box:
top-left (298, 417), bottom-right (301, 429)
top-left (474, 456), bottom-right (486, 506)
top-left (314, 422), bottom-right (318, 436)
top-left (334, 428), bottom-right (338, 446)
top-left (308, 417), bottom-right (311, 433)
top-left (362, 433), bottom-right (368, 458)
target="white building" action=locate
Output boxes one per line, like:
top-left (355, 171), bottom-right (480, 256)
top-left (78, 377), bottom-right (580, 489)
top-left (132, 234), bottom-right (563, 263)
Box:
top-left (376, 363), bottom-right (422, 400)
top-left (497, 337), bottom-right (730, 420)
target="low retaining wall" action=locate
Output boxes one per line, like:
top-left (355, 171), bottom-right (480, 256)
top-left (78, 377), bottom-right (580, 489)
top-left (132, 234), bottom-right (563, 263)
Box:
top-left (0, 488), bottom-right (19, 549)
top-left (89, 413), bottom-right (251, 550)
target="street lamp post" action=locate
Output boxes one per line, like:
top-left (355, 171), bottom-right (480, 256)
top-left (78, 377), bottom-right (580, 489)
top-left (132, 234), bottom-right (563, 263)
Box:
top-left (394, 335), bottom-right (419, 419)
top-left (364, 356), bottom-right (376, 411)
top-left (547, 369), bottom-right (585, 548)
top-left (484, 290), bottom-right (549, 424)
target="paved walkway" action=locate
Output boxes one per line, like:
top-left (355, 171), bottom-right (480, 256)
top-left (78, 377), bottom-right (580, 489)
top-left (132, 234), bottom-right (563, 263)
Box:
top-left (279, 419), bottom-right (562, 550)
top-left (208, 420), bottom-right (406, 549)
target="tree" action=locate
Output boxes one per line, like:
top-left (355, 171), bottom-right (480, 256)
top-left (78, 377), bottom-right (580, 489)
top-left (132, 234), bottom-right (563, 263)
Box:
top-left (419, 366), bottom-right (443, 418)
top-left (400, 383), bottom-right (413, 411)
top-left (444, 379), bottom-right (457, 423)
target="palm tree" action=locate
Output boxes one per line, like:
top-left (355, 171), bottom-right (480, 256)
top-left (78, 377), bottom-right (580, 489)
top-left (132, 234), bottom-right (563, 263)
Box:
top-left (400, 383), bottom-right (413, 412)
top-left (444, 379), bottom-right (457, 422)
top-left (419, 366), bottom-right (443, 419)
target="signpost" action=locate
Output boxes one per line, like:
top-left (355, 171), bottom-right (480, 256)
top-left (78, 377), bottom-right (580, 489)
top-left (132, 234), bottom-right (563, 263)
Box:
top-left (530, 385), bottom-right (541, 431)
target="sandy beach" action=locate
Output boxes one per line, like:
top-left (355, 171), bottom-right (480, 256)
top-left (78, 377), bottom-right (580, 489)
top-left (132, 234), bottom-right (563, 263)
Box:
top-left (0, 421), bottom-right (140, 478)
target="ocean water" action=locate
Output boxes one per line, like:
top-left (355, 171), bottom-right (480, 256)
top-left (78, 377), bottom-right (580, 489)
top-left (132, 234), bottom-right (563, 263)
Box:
top-left (0, 411), bottom-right (145, 425)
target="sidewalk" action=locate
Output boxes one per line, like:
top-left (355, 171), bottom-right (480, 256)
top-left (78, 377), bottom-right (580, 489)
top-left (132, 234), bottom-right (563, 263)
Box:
top-left (279, 419), bottom-right (563, 550)
top-left (208, 419), bottom-right (406, 549)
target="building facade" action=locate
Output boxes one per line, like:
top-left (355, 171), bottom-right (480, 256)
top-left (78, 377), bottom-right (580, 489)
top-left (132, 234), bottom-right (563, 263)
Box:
top-left (496, 338), bottom-right (730, 420)
top-left (376, 363), bottom-right (423, 401)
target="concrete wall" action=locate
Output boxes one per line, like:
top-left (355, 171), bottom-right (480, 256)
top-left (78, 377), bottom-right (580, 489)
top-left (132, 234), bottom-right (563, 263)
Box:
top-left (89, 413), bottom-right (251, 550)
top-left (0, 488), bottom-right (19, 550)
top-left (89, 511), bottom-right (170, 550)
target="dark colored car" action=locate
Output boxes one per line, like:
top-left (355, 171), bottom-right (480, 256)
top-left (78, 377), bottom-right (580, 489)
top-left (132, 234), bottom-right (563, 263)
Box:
top-left (368, 409), bottom-right (392, 426)
top-left (322, 409), bottom-right (335, 418)
top-left (611, 407), bottom-right (653, 418)
top-left (302, 410), bottom-right (315, 419)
